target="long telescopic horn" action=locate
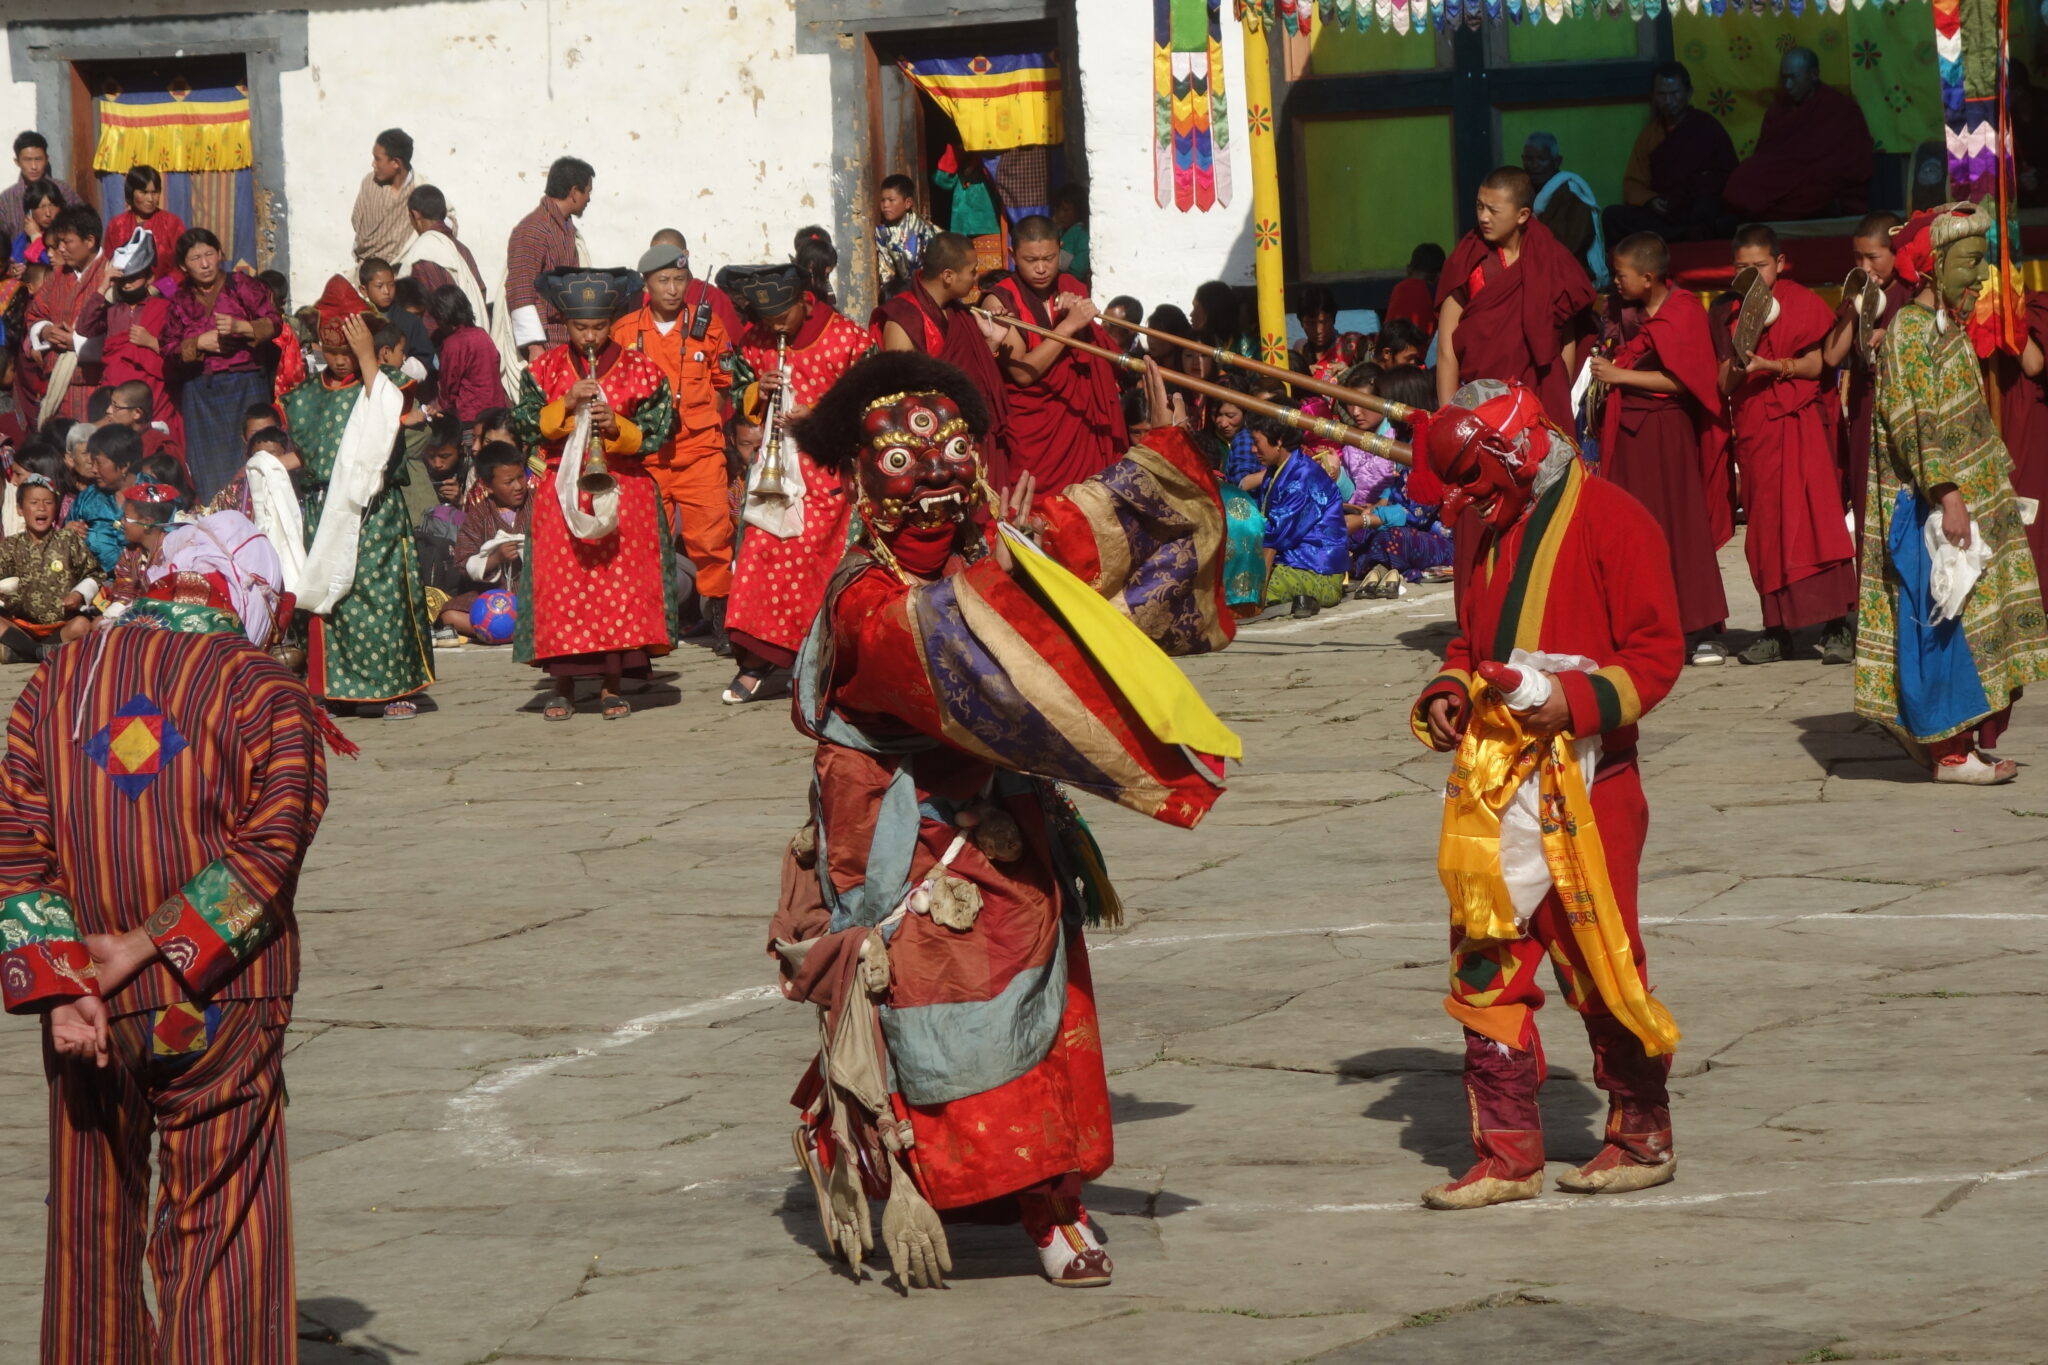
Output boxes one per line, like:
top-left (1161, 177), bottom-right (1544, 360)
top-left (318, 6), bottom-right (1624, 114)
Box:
top-left (1092, 312), bottom-right (1422, 423)
top-left (977, 308), bottom-right (1412, 467)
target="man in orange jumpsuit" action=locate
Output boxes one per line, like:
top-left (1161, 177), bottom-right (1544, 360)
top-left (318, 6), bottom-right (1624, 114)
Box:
top-left (613, 241), bottom-right (736, 650)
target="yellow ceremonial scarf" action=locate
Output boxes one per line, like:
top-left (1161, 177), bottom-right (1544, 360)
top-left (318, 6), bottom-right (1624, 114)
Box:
top-left (1438, 686), bottom-right (1680, 1058)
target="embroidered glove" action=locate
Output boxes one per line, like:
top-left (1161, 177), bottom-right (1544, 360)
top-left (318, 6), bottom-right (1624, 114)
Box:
top-left (881, 1152), bottom-right (952, 1289)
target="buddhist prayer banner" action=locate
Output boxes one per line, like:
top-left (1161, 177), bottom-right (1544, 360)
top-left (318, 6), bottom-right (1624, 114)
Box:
top-left (1154, 0), bottom-right (1236, 211)
top-left (92, 84), bottom-right (260, 272)
top-left (93, 87), bottom-right (254, 174)
top-left (898, 53), bottom-right (1064, 153)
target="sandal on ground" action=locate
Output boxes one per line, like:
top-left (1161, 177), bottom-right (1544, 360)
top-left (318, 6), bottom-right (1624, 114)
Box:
top-left (722, 670), bottom-right (766, 705)
top-left (382, 700), bottom-right (419, 720)
top-left (601, 693), bottom-right (631, 721)
top-left (543, 696), bottom-right (575, 722)
top-left (1933, 751), bottom-right (2018, 785)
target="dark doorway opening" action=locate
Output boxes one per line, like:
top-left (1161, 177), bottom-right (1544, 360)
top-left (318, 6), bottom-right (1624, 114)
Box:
top-left (70, 53), bottom-right (267, 271)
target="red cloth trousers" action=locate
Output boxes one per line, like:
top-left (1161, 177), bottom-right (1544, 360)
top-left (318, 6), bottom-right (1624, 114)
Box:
top-left (1445, 761), bottom-right (1672, 1177)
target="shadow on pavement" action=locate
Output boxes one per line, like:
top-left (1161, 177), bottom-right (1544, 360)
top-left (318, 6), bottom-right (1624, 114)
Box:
top-left (298, 1297), bottom-right (413, 1361)
top-left (1791, 711), bottom-right (1929, 782)
top-left (1335, 1047), bottom-right (1605, 1173)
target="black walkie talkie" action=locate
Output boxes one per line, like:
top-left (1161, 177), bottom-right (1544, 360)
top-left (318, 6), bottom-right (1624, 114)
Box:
top-left (689, 299), bottom-right (713, 340)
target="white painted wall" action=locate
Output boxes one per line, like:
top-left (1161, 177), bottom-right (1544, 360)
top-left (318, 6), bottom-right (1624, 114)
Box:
top-left (0, 0), bottom-right (1257, 320)
top-left (1070, 0), bottom-right (1257, 319)
top-left (2, 0), bottom-right (840, 307)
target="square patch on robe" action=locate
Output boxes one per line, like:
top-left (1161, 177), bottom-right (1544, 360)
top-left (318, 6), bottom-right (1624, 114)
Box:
top-left (84, 695), bottom-right (187, 800)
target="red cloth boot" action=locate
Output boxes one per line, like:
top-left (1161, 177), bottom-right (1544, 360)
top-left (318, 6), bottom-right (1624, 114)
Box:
top-left (1423, 1030), bottom-right (1548, 1210)
top-left (1557, 1015), bottom-right (1677, 1194)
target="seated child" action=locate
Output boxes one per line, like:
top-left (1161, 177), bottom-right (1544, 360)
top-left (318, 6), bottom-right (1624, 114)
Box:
top-left (1344, 364), bottom-right (1453, 597)
top-left (414, 419), bottom-right (471, 599)
top-left (0, 477), bottom-right (99, 659)
top-left (441, 441), bottom-right (529, 643)
top-left (73, 424), bottom-right (143, 574)
top-left (1244, 413), bottom-right (1348, 616)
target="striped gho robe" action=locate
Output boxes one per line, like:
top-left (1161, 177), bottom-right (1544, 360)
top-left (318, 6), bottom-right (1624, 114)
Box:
top-left (0, 599), bottom-right (328, 1364)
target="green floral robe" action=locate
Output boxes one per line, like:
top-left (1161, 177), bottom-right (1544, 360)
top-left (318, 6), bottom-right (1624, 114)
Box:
top-left (1855, 304), bottom-right (2048, 740)
top-left (283, 368), bottom-right (436, 703)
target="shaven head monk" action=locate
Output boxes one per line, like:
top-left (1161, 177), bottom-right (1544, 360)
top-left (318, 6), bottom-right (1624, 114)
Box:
top-left (1723, 45), bottom-right (1875, 220)
top-left (1589, 231), bottom-right (1731, 658)
top-left (984, 215), bottom-right (1129, 492)
top-left (1718, 223), bottom-right (1858, 664)
top-left (1434, 166), bottom-right (1595, 427)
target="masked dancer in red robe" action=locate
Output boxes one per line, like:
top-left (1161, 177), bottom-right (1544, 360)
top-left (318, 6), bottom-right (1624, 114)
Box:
top-left (768, 352), bottom-right (1239, 1290)
top-left (1412, 379), bottom-right (1684, 1210)
top-left (1437, 168), bottom-right (1596, 430)
top-left (1590, 233), bottom-right (1730, 664)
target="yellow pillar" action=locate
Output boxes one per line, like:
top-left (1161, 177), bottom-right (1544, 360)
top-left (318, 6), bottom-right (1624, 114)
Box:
top-left (1240, 11), bottom-right (1287, 366)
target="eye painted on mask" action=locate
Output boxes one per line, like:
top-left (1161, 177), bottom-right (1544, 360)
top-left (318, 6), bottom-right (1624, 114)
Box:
top-left (905, 406), bottom-right (939, 437)
top-left (942, 436), bottom-right (971, 462)
top-left (878, 446), bottom-right (915, 475)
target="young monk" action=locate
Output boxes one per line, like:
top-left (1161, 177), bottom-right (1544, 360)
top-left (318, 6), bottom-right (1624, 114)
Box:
top-left (988, 216), bottom-right (1127, 492)
top-left (1589, 233), bottom-right (1730, 663)
top-left (1436, 167), bottom-right (1596, 428)
top-left (1823, 211), bottom-right (1909, 549)
top-left (1718, 225), bottom-right (1856, 665)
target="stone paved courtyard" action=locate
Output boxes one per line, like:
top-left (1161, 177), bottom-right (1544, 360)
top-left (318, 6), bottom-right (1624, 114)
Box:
top-left (1, 540), bottom-right (2043, 1365)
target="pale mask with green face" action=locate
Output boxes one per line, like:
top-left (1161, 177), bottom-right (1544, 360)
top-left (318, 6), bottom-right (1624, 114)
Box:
top-left (1937, 234), bottom-right (1990, 313)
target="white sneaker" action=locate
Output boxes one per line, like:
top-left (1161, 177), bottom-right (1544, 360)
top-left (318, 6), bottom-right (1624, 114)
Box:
top-left (1690, 639), bottom-right (1728, 666)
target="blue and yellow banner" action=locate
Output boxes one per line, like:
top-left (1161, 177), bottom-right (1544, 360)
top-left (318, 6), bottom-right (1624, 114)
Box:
top-left (94, 86), bottom-right (253, 174)
top-left (899, 53), bottom-right (1064, 153)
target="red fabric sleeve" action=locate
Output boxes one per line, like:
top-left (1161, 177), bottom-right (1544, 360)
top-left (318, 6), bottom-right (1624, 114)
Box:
top-left (1554, 485), bottom-right (1684, 739)
top-left (0, 669), bottom-right (95, 1011)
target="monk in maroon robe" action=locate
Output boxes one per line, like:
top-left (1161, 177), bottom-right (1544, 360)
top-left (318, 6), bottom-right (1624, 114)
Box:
top-left (1437, 166), bottom-right (1596, 431)
top-left (2002, 292), bottom-right (2048, 583)
top-left (1605, 61), bottom-right (1739, 245)
top-left (1823, 213), bottom-right (1912, 553)
top-left (1724, 49), bottom-right (1875, 222)
top-left (1719, 226), bottom-right (1857, 665)
top-left (986, 216), bottom-right (1127, 494)
top-left (876, 231), bottom-right (1012, 486)
top-left (1592, 233), bottom-right (1730, 656)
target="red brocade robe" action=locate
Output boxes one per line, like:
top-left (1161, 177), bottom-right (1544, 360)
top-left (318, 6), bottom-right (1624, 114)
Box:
top-left (1724, 279), bottom-right (1858, 629)
top-left (510, 343), bottom-right (679, 669)
top-left (728, 307), bottom-right (873, 660)
top-left (1438, 222), bottom-right (1595, 430)
top-left (1598, 288), bottom-right (1730, 635)
top-left (770, 428), bottom-right (1233, 1211)
top-left (1999, 293), bottom-right (2048, 583)
top-left (990, 274), bottom-right (1128, 494)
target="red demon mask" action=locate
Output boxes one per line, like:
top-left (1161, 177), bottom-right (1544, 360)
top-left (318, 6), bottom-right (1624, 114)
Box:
top-left (1425, 383), bottom-right (1553, 531)
top-left (855, 390), bottom-right (986, 537)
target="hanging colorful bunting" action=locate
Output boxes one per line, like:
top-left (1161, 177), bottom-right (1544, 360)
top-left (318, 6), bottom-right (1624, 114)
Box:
top-left (1154, 0), bottom-right (1235, 212)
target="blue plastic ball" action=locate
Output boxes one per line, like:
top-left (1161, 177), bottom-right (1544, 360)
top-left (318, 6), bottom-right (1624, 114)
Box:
top-left (469, 590), bottom-right (518, 644)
